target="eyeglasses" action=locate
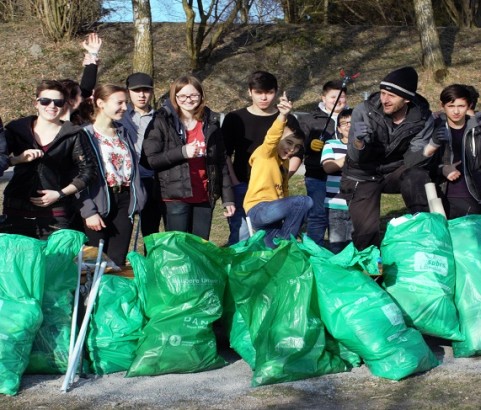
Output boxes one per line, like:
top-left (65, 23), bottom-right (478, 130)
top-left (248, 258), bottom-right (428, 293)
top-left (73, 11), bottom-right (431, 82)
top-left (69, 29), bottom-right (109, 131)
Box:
top-left (36, 97), bottom-right (66, 108)
top-left (339, 121), bottom-right (351, 127)
top-left (175, 94), bottom-right (201, 102)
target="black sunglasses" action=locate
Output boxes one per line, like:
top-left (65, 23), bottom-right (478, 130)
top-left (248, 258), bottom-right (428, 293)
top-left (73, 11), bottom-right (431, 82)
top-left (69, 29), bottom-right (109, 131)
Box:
top-left (36, 97), bottom-right (66, 108)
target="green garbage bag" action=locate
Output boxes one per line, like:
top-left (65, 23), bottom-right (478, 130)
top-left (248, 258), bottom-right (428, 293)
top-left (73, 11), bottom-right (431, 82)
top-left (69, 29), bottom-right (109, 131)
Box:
top-left (0, 298), bottom-right (43, 395)
top-left (297, 237), bottom-right (363, 370)
top-left (27, 229), bottom-right (87, 374)
top-left (229, 234), bottom-right (347, 386)
top-left (381, 213), bottom-right (462, 340)
top-left (87, 274), bottom-right (145, 374)
top-left (449, 215), bottom-right (481, 357)
top-left (305, 236), bottom-right (438, 381)
top-left (127, 232), bottom-right (228, 376)
top-left (229, 310), bottom-right (256, 370)
top-left (0, 235), bottom-right (46, 395)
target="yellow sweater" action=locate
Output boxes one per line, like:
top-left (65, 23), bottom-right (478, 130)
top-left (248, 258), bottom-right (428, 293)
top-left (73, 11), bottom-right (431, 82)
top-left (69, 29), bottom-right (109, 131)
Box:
top-left (243, 118), bottom-right (289, 213)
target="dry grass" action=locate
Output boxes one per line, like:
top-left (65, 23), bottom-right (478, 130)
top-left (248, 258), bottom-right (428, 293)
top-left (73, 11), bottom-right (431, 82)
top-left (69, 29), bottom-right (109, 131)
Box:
top-left (0, 21), bottom-right (471, 246)
top-left (1, 23), bottom-right (481, 123)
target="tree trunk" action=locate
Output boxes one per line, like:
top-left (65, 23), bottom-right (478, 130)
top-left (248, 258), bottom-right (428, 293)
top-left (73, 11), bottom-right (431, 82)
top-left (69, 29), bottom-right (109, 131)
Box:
top-left (413, 0), bottom-right (448, 82)
top-left (132, 0), bottom-right (154, 76)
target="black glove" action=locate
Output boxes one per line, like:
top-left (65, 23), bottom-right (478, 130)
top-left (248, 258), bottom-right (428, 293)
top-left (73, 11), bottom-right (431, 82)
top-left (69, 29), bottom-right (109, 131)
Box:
top-left (353, 122), bottom-right (371, 144)
top-left (431, 126), bottom-right (449, 146)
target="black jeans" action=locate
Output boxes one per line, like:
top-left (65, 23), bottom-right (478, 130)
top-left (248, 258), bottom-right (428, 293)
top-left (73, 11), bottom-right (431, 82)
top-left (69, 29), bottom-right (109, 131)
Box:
top-left (84, 189), bottom-right (133, 267)
top-left (445, 196), bottom-right (481, 219)
top-left (4, 214), bottom-right (70, 240)
top-left (340, 166), bottom-right (431, 250)
top-left (140, 177), bottom-right (165, 238)
top-left (165, 201), bottom-right (213, 240)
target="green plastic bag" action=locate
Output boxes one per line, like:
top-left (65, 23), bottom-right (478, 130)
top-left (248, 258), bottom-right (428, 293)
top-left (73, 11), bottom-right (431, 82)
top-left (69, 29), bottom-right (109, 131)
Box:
top-left (0, 235), bottom-right (46, 395)
top-left (304, 236), bottom-right (438, 381)
top-left (0, 298), bottom-right (43, 395)
top-left (229, 234), bottom-right (347, 386)
top-left (381, 213), bottom-right (462, 340)
top-left (449, 216), bottom-right (481, 357)
top-left (87, 274), bottom-right (145, 374)
top-left (27, 229), bottom-right (87, 374)
top-left (229, 310), bottom-right (256, 370)
top-left (127, 232), bottom-right (227, 376)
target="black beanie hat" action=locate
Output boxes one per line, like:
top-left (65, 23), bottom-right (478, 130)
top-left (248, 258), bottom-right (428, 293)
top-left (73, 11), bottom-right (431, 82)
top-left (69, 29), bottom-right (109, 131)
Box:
top-left (379, 66), bottom-right (418, 100)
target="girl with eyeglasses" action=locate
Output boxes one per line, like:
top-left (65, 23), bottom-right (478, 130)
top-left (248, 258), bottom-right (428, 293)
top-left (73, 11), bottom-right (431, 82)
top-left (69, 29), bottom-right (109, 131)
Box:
top-left (1, 79), bottom-right (97, 239)
top-left (142, 74), bottom-right (235, 240)
top-left (78, 84), bottom-right (146, 266)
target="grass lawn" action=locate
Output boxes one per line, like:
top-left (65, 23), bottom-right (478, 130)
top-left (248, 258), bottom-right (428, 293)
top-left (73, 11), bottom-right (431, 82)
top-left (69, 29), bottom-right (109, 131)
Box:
top-left (207, 175), bottom-right (407, 247)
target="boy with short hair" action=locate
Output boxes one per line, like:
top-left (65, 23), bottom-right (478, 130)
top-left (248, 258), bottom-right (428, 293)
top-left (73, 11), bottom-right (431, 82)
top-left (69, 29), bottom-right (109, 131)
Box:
top-left (244, 92), bottom-right (313, 248)
top-left (121, 72), bottom-right (165, 239)
top-left (321, 109), bottom-right (353, 253)
top-left (222, 71), bottom-right (280, 244)
top-left (299, 80), bottom-right (348, 247)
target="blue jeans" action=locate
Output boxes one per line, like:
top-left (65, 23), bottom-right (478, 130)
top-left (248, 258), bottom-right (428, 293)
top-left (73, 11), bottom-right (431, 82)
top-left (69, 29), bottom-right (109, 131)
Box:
top-left (305, 177), bottom-right (328, 246)
top-left (227, 182), bottom-right (250, 245)
top-left (328, 208), bottom-right (352, 254)
top-left (247, 195), bottom-right (313, 248)
top-left (165, 201), bottom-right (213, 240)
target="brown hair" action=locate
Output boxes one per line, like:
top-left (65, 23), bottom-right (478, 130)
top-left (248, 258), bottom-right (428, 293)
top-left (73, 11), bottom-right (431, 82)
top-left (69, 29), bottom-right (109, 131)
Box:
top-left (169, 75), bottom-right (205, 120)
top-left (82, 84), bottom-right (127, 122)
top-left (36, 80), bottom-right (68, 100)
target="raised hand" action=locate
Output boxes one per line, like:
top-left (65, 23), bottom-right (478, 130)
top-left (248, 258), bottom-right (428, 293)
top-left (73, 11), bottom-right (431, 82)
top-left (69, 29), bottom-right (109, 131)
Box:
top-left (82, 33), bottom-right (102, 55)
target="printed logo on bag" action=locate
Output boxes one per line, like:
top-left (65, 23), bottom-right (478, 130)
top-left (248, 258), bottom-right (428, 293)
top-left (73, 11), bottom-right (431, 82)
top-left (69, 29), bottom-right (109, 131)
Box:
top-left (184, 316), bottom-right (209, 329)
top-left (381, 303), bottom-right (404, 326)
top-left (169, 335), bottom-right (182, 346)
top-left (413, 252), bottom-right (448, 276)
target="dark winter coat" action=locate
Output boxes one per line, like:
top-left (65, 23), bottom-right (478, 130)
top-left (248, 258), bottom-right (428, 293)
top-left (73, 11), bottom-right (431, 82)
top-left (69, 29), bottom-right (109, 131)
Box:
top-left (344, 91), bottom-right (434, 181)
top-left (142, 101), bottom-right (234, 207)
top-left (433, 112), bottom-right (481, 202)
top-left (3, 116), bottom-right (97, 213)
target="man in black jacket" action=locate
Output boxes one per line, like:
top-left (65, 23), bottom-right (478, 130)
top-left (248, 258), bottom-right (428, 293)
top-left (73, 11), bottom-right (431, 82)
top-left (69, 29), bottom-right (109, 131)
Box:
top-left (340, 66), bottom-right (434, 250)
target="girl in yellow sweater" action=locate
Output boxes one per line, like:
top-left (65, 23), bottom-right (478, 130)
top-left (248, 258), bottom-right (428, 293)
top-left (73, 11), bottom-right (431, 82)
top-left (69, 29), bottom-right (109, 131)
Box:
top-left (243, 92), bottom-right (313, 247)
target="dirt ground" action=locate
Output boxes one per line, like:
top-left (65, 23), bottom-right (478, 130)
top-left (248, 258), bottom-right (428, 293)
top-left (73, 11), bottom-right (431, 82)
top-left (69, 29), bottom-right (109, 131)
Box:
top-left (1, 173), bottom-right (481, 409)
top-left (2, 338), bottom-right (481, 409)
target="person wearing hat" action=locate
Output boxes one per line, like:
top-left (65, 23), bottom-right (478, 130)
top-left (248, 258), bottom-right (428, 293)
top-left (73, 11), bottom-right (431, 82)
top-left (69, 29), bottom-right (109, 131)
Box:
top-left (120, 72), bottom-right (165, 242)
top-left (339, 66), bottom-right (434, 250)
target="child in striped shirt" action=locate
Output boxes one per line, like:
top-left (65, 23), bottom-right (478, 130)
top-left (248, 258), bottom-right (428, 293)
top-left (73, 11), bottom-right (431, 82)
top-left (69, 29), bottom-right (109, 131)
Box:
top-left (320, 109), bottom-right (353, 253)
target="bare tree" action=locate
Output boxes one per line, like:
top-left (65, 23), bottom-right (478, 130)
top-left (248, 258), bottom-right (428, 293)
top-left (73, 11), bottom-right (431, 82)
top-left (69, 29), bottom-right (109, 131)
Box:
top-left (413, 0), bottom-right (448, 81)
top-left (182, 0), bottom-right (245, 71)
top-left (442, 0), bottom-right (480, 27)
top-left (31, 0), bottom-right (100, 41)
top-left (132, 0), bottom-right (154, 76)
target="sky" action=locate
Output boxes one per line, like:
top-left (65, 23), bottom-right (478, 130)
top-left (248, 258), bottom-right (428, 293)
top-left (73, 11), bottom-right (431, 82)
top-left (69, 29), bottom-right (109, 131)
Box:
top-left (102, 0), bottom-right (187, 22)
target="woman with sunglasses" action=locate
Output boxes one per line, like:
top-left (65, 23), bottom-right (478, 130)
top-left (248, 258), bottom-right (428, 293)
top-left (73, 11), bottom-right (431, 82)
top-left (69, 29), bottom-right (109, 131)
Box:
top-left (2, 79), bottom-right (97, 239)
top-left (78, 84), bottom-right (146, 266)
top-left (142, 74), bottom-right (234, 240)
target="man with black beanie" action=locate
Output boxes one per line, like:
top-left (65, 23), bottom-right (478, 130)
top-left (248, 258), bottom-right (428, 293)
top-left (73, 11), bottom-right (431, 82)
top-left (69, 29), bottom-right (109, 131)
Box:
top-left (339, 66), bottom-right (434, 250)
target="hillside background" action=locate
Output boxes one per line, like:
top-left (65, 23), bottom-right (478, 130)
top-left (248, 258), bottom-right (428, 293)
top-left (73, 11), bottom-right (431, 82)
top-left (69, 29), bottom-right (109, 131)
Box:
top-left (1, 22), bottom-right (480, 123)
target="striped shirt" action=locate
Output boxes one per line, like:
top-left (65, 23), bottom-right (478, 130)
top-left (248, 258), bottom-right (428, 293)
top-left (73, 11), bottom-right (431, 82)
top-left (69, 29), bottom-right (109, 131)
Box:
top-left (320, 139), bottom-right (348, 210)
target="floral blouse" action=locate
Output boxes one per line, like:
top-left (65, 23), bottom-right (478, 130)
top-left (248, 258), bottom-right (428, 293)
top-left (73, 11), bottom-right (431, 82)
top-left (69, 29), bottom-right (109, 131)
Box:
top-left (93, 127), bottom-right (132, 187)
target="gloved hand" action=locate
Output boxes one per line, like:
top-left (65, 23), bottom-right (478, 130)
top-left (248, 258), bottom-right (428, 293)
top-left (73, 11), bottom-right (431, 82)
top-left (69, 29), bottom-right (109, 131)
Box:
top-left (310, 139), bottom-right (324, 152)
top-left (431, 126), bottom-right (449, 147)
top-left (353, 122), bottom-right (371, 143)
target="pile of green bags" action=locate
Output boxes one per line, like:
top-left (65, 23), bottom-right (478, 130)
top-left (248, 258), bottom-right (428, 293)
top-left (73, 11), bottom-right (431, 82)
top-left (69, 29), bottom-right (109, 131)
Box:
top-left (127, 232), bottom-right (228, 376)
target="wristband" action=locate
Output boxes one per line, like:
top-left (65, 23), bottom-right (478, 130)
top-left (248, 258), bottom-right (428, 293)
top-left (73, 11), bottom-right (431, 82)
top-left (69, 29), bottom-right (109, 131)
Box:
top-left (58, 191), bottom-right (66, 200)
